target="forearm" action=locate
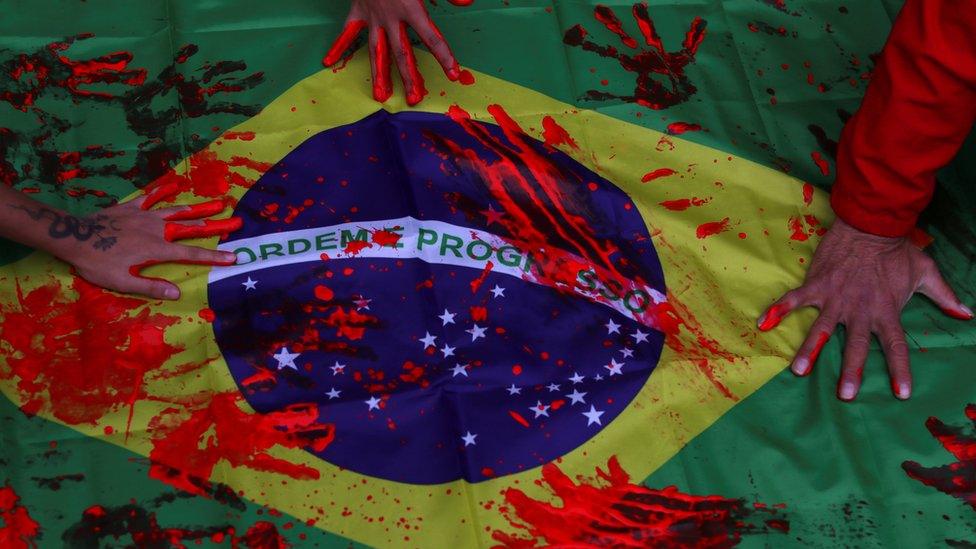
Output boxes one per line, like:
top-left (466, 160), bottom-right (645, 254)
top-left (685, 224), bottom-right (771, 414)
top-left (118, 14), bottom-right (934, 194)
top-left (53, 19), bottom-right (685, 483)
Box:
top-left (0, 185), bottom-right (109, 263)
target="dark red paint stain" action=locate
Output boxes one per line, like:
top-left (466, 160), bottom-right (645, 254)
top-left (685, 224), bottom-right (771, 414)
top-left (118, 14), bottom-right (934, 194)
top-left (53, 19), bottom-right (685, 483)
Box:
top-left (665, 122), bottom-right (702, 135)
top-left (540, 116), bottom-right (579, 150)
top-left (696, 218), bottom-right (731, 239)
top-left (659, 197), bottom-right (709, 211)
top-left (564, 4), bottom-right (707, 110)
top-left (641, 167), bottom-right (677, 182)
top-left (147, 392), bottom-right (335, 497)
top-left (223, 131), bottom-right (256, 141)
top-left (494, 456), bottom-right (788, 547)
top-left (903, 404), bottom-right (976, 511)
top-left (0, 277), bottom-right (185, 431)
top-left (810, 151), bottom-right (830, 176)
top-left (0, 484), bottom-right (40, 549)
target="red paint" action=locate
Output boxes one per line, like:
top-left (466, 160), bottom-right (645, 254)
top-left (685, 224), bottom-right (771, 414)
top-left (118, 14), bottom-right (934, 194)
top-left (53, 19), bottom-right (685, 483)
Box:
top-left (470, 306), bottom-right (488, 322)
top-left (665, 121), bottom-right (702, 135)
top-left (314, 285), bottom-right (334, 302)
top-left (941, 306), bottom-right (974, 321)
top-left (758, 303), bottom-right (789, 331)
top-left (802, 182), bottom-right (814, 206)
top-left (509, 410), bottom-right (530, 428)
top-left (903, 404), bottom-right (976, 511)
top-left (493, 456), bottom-right (788, 547)
top-left (143, 149), bottom-right (271, 205)
top-left (148, 392), bottom-right (335, 497)
top-left (198, 308), bottom-right (215, 322)
top-left (162, 199), bottom-right (227, 221)
top-left (564, 5), bottom-right (707, 110)
top-left (222, 131), bottom-right (255, 141)
top-left (641, 167), bottom-right (676, 182)
top-left (788, 215), bottom-right (808, 241)
top-left (807, 331), bottom-right (830, 365)
top-left (469, 260), bottom-right (494, 294)
top-left (370, 228), bottom-right (402, 248)
top-left (398, 22), bottom-right (428, 106)
top-left (0, 485), bottom-right (40, 549)
top-left (372, 27), bottom-right (392, 102)
top-left (658, 196), bottom-right (709, 211)
top-left (163, 217), bottom-right (243, 242)
top-left (323, 20), bottom-right (367, 67)
top-left (810, 151), bottom-right (830, 176)
top-left (343, 239), bottom-right (372, 256)
top-left (0, 278), bottom-right (184, 431)
top-left (695, 217), bottom-right (730, 239)
top-left (458, 69), bottom-right (475, 86)
top-left (540, 116), bottom-right (579, 150)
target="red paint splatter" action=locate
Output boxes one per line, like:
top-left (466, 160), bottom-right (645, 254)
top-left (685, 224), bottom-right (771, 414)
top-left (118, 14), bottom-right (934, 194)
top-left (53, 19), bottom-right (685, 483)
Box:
top-left (198, 308), bottom-right (216, 322)
top-left (641, 168), bottom-right (677, 182)
top-left (469, 260), bottom-right (494, 294)
top-left (0, 485), bottom-right (40, 549)
top-left (903, 404), bottom-right (976, 511)
top-left (665, 121), bottom-right (702, 135)
top-left (470, 306), bottom-right (488, 322)
top-left (458, 69), bottom-right (476, 86)
top-left (223, 131), bottom-right (255, 141)
top-left (314, 285), bottom-right (334, 302)
top-left (564, 5), bottom-right (707, 110)
top-left (370, 227), bottom-right (402, 248)
top-left (696, 218), bottom-right (730, 239)
top-left (540, 116), bottom-right (579, 150)
top-left (787, 214), bottom-right (826, 242)
top-left (0, 277), bottom-right (186, 431)
top-left (148, 392), bottom-right (335, 497)
top-left (659, 196), bottom-right (710, 211)
top-left (493, 456), bottom-right (788, 547)
top-left (509, 410), bottom-right (530, 428)
top-left (143, 149), bottom-right (271, 206)
top-left (810, 151), bottom-right (830, 176)
top-left (343, 239), bottom-right (372, 256)
top-left (802, 182), bottom-right (814, 206)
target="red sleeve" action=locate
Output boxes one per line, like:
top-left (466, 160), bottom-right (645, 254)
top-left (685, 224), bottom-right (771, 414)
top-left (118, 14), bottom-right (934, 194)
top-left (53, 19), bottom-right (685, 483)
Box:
top-left (830, 0), bottom-right (976, 238)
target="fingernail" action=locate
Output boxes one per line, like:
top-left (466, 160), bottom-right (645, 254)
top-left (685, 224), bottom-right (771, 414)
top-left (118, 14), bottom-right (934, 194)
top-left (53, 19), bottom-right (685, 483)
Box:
top-left (791, 357), bottom-right (809, 376)
top-left (447, 66), bottom-right (460, 81)
top-left (839, 381), bottom-right (857, 401)
top-left (222, 252), bottom-right (238, 264)
top-left (164, 287), bottom-right (180, 300)
top-left (960, 304), bottom-right (974, 319)
top-left (895, 381), bottom-right (911, 400)
top-left (756, 313), bottom-right (766, 329)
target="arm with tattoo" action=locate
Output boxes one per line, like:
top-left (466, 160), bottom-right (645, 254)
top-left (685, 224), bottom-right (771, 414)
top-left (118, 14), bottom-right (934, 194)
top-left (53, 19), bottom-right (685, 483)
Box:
top-left (0, 184), bottom-right (240, 300)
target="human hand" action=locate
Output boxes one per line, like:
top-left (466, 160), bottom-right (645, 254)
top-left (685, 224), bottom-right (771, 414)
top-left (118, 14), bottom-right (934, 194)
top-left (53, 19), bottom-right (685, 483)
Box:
top-left (758, 218), bottom-right (972, 401)
top-left (58, 192), bottom-right (241, 300)
top-left (323, 0), bottom-right (472, 106)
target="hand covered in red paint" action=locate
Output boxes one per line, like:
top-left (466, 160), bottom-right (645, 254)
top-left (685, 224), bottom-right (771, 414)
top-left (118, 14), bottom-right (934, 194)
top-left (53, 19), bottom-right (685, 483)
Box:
top-left (323, 0), bottom-right (471, 106)
top-left (60, 195), bottom-right (239, 301)
top-left (758, 218), bottom-right (972, 401)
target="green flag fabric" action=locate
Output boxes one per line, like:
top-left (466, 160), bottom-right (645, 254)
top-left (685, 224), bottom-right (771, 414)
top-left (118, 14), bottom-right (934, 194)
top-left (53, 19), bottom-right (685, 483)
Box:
top-left (1, 1), bottom-right (975, 548)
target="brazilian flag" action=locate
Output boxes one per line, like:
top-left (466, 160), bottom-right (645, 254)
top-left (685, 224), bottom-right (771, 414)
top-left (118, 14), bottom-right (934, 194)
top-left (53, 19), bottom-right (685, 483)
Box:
top-left (2, 1), bottom-right (975, 547)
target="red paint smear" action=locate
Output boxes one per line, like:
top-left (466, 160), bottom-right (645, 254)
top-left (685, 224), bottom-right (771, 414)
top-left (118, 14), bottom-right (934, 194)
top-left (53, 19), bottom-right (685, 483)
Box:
top-left (343, 239), bottom-right (372, 256)
top-left (493, 456), bottom-right (788, 547)
top-left (0, 485), bottom-right (40, 549)
top-left (469, 260), bottom-right (494, 294)
top-left (142, 149), bottom-right (271, 206)
top-left (314, 285), bottom-right (334, 302)
top-left (397, 22), bottom-right (428, 106)
top-left (164, 217), bottom-right (242, 242)
top-left (470, 306), bottom-right (488, 322)
top-left (223, 131), bottom-right (255, 141)
top-left (323, 20), bottom-right (367, 67)
top-left (810, 151), bottom-right (830, 176)
top-left (509, 410), bottom-right (530, 428)
top-left (458, 69), bottom-right (476, 86)
top-left (696, 217), bottom-right (730, 239)
top-left (198, 308), bottom-right (215, 322)
top-left (788, 216), bottom-right (808, 242)
top-left (807, 331), bottom-right (830, 365)
top-left (540, 116), bottom-right (579, 150)
top-left (903, 404), bottom-right (976, 511)
top-left (593, 6), bottom-right (639, 48)
top-left (802, 182), bottom-right (814, 206)
top-left (148, 392), bottom-right (334, 497)
top-left (162, 199), bottom-right (227, 222)
top-left (641, 168), bottom-right (676, 183)
top-left (758, 303), bottom-right (789, 332)
top-left (323, 307), bottom-right (374, 341)
top-left (659, 196), bottom-right (709, 211)
top-left (370, 228), bottom-right (402, 248)
top-left (665, 121), bottom-right (702, 135)
top-left (0, 277), bottom-right (186, 431)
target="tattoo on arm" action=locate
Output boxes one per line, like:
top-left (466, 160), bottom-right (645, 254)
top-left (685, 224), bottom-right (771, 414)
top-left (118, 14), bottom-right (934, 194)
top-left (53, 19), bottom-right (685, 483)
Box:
top-left (10, 204), bottom-right (117, 251)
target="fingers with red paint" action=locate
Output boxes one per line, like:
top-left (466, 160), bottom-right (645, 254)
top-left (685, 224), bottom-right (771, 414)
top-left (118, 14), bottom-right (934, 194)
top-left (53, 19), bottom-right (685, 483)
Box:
top-left (323, 0), bottom-right (470, 105)
top-left (757, 289), bottom-right (807, 331)
top-left (915, 255), bottom-right (974, 320)
top-left (163, 217), bottom-right (243, 242)
top-left (159, 199), bottom-right (229, 222)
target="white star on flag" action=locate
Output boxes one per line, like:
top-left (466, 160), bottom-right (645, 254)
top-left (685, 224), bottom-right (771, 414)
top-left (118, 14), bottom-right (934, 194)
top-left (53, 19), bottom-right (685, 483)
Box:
top-left (466, 324), bottom-right (487, 342)
top-left (242, 277), bottom-right (258, 290)
top-left (331, 361), bottom-right (346, 375)
top-left (583, 405), bottom-right (605, 426)
top-left (441, 344), bottom-right (456, 358)
top-left (631, 329), bottom-right (649, 344)
top-left (568, 372), bottom-right (585, 384)
top-left (530, 401), bottom-right (550, 418)
top-left (461, 431), bottom-right (478, 446)
top-left (272, 347), bottom-right (299, 370)
top-left (490, 285), bottom-right (506, 298)
top-left (605, 318), bottom-right (621, 334)
top-left (594, 373), bottom-right (605, 381)
top-left (451, 363), bottom-right (469, 377)
top-left (506, 384), bottom-right (521, 395)
top-left (354, 296), bottom-right (372, 311)
top-left (546, 383), bottom-right (560, 392)
top-left (566, 389), bottom-right (587, 405)
top-left (419, 332), bottom-right (437, 348)
top-left (605, 358), bottom-right (624, 376)
top-left (365, 396), bottom-right (381, 411)
top-left (620, 348), bottom-right (634, 358)
top-left (439, 309), bottom-right (456, 326)
top-left (326, 387), bottom-right (341, 399)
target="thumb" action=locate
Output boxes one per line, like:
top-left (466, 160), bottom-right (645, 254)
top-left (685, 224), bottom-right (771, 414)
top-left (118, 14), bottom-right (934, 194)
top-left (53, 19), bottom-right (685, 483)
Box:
top-left (917, 259), bottom-right (973, 320)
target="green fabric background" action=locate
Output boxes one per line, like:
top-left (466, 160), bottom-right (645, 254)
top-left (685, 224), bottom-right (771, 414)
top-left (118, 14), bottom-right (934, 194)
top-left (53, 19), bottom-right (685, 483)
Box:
top-left (1, 1), bottom-right (974, 547)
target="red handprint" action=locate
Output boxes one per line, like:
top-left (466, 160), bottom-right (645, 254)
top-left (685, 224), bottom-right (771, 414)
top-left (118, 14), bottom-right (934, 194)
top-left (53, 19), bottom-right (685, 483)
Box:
top-left (902, 404), bottom-right (976, 511)
top-left (563, 3), bottom-right (707, 110)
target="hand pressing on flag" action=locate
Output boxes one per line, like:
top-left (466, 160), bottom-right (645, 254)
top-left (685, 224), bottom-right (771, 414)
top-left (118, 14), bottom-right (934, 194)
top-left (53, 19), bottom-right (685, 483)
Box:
top-left (323, 0), bottom-right (472, 106)
top-left (759, 218), bottom-right (971, 402)
top-left (0, 184), bottom-right (238, 301)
